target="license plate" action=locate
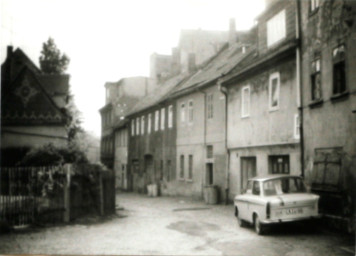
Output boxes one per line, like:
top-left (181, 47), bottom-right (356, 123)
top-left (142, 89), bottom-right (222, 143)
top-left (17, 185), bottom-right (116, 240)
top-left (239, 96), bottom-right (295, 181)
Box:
top-left (285, 208), bottom-right (303, 215)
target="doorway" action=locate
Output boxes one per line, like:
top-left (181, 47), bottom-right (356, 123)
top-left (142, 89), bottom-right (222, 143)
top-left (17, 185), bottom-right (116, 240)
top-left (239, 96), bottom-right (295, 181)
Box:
top-left (206, 163), bottom-right (214, 185)
top-left (240, 157), bottom-right (257, 193)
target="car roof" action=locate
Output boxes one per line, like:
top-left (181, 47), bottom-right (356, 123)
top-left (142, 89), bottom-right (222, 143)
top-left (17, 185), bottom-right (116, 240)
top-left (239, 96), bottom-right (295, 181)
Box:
top-left (248, 174), bottom-right (302, 182)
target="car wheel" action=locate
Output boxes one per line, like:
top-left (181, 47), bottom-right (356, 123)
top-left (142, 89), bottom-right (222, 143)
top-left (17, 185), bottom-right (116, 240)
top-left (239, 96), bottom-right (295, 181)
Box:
top-left (254, 215), bottom-right (265, 235)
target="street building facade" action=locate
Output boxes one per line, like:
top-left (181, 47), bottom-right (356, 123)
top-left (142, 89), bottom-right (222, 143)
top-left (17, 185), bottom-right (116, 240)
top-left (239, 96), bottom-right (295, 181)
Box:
top-left (221, 0), bottom-right (301, 200)
top-left (299, 0), bottom-right (356, 230)
top-left (1, 46), bottom-right (70, 165)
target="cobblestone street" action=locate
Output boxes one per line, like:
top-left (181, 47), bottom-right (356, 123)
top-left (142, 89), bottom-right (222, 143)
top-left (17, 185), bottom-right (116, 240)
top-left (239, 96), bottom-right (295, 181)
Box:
top-left (0, 192), bottom-right (354, 255)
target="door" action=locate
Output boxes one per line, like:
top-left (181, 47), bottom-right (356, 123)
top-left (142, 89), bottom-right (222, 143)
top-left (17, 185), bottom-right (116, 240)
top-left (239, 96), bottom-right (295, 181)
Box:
top-left (144, 155), bottom-right (154, 185)
top-left (240, 157), bottom-right (257, 193)
top-left (206, 163), bottom-right (214, 185)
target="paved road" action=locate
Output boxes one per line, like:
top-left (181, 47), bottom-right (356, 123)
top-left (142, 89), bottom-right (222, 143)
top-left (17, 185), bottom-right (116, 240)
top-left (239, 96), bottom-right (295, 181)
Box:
top-left (0, 192), bottom-right (354, 255)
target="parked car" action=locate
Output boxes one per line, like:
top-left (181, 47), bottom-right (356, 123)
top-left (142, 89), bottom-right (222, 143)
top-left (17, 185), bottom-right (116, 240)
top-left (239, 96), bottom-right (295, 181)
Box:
top-left (234, 174), bottom-right (320, 235)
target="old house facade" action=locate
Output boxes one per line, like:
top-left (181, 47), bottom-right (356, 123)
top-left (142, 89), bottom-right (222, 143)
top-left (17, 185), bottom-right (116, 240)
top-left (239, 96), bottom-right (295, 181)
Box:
top-left (99, 77), bottom-right (156, 183)
top-left (1, 46), bottom-right (70, 165)
top-left (299, 0), bottom-right (356, 229)
top-left (126, 74), bottom-right (187, 194)
top-left (221, 0), bottom-right (301, 200)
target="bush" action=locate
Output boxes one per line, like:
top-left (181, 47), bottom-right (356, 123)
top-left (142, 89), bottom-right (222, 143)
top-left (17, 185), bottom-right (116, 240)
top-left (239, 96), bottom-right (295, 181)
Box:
top-left (18, 143), bottom-right (89, 166)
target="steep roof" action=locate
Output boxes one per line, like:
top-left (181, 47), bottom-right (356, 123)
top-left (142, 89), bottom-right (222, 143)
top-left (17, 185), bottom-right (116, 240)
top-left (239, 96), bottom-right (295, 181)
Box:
top-left (38, 74), bottom-right (70, 95)
top-left (169, 42), bottom-right (256, 97)
top-left (125, 72), bottom-right (189, 117)
top-left (1, 66), bottom-right (68, 125)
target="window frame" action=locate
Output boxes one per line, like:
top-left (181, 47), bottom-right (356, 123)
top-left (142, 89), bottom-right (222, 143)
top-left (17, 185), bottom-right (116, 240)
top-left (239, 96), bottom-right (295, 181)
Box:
top-left (180, 102), bottom-right (186, 123)
top-left (332, 44), bottom-right (347, 96)
top-left (148, 113), bottom-right (152, 134)
top-left (168, 105), bottom-right (173, 128)
top-left (311, 57), bottom-right (322, 101)
top-left (268, 72), bottom-right (280, 111)
top-left (179, 155), bottom-right (185, 180)
top-left (131, 120), bottom-right (135, 136)
top-left (155, 110), bottom-right (159, 131)
top-left (188, 154), bottom-right (193, 181)
top-left (136, 117), bottom-right (140, 135)
top-left (160, 108), bottom-right (165, 130)
top-left (267, 9), bottom-right (286, 48)
top-left (241, 85), bottom-right (251, 118)
top-left (141, 116), bottom-right (145, 135)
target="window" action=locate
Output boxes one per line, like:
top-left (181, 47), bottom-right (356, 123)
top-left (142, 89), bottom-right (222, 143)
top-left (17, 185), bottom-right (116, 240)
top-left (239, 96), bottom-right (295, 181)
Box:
top-left (269, 72), bottom-right (280, 111)
top-left (168, 105), bottom-right (173, 128)
top-left (188, 100), bottom-right (194, 123)
top-left (155, 110), bottom-right (159, 131)
top-left (188, 155), bottom-right (193, 180)
top-left (311, 58), bottom-right (322, 101)
top-left (310, 0), bottom-right (320, 12)
top-left (106, 88), bottom-right (110, 102)
top-left (141, 116), bottom-right (145, 135)
top-left (136, 118), bottom-right (140, 135)
top-left (179, 155), bottom-right (184, 179)
top-left (180, 103), bottom-right (186, 123)
top-left (294, 114), bottom-right (300, 139)
top-left (148, 113), bottom-right (152, 134)
top-left (333, 44), bottom-right (347, 95)
top-left (252, 181), bottom-right (261, 195)
top-left (206, 145), bottom-right (213, 158)
top-left (207, 94), bottom-right (214, 119)
top-left (160, 108), bottom-right (165, 130)
top-left (267, 9), bottom-right (286, 47)
top-left (269, 155), bottom-right (290, 174)
top-left (241, 86), bottom-right (250, 117)
top-left (131, 120), bottom-right (135, 136)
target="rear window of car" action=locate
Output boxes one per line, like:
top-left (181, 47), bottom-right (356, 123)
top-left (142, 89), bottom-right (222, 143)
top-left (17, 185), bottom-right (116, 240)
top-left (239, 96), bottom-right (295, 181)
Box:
top-left (263, 177), bottom-right (306, 196)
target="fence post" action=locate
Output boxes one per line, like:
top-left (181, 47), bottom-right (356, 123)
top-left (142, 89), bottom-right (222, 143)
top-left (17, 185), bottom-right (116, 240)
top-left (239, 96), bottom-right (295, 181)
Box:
top-left (63, 164), bottom-right (71, 223)
top-left (99, 172), bottom-right (104, 216)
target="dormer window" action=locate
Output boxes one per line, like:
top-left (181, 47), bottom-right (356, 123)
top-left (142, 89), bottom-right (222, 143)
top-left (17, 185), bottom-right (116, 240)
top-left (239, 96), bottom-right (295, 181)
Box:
top-left (267, 9), bottom-right (286, 47)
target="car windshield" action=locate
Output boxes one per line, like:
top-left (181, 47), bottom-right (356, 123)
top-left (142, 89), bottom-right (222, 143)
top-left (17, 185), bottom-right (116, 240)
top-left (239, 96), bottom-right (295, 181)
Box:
top-left (262, 177), bottom-right (306, 196)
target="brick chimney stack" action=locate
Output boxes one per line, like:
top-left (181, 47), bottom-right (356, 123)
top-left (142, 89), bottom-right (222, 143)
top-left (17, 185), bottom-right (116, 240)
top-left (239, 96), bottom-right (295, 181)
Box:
top-left (229, 18), bottom-right (236, 47)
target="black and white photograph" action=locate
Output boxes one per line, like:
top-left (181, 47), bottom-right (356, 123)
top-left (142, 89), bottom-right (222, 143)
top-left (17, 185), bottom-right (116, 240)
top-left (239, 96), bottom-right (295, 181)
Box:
top-left (0, 0), bottom-right (355, 255)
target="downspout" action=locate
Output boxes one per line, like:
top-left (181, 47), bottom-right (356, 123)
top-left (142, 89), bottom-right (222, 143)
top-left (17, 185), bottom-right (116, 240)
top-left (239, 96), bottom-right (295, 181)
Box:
top-left (196, 88), bottom-right (207, 198)
top-left (218, 79), bottom-right (230, 204)
top-left (296, 0), bottom-right (305, 177)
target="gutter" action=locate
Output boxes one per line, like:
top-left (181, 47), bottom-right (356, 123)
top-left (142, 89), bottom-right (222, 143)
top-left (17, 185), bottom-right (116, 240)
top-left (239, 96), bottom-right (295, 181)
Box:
top-left (296, 0), bottom-right (305, 177)
top-left (218, 79), bottom-right (230, 204)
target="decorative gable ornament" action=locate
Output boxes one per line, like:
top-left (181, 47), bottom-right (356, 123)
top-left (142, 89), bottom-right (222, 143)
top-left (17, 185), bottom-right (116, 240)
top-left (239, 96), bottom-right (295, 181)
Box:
top-left (14, 77), bottom-right (39, 107)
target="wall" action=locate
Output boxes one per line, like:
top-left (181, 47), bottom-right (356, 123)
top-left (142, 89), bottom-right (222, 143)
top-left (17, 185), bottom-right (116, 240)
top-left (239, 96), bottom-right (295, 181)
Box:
top-left (226, 56), bottom-right (300, 200)
top-left (300, 0), bottom-right (356, 187)
top-left (114, 127), bottom-right (128, 189)
top-left (128, 101), bottom-right (177, 194)
top-left (175, 84), bottom-right (227, 201)
top-left (1, 125), bottom-right (68, 148)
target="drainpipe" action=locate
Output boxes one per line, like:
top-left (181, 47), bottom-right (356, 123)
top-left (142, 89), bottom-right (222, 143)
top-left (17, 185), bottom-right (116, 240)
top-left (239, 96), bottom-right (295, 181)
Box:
top-left (196, 88), bottom-right (207, 198)
top-left (296, 0), bottom-right (305, 177)
top-left (218, 79), bottom-right (230, 204)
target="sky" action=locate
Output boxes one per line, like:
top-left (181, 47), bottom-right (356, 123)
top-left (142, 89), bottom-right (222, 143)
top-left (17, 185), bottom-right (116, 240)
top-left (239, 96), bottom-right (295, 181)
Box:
top-left (1, 0), bottom-right (265, 137)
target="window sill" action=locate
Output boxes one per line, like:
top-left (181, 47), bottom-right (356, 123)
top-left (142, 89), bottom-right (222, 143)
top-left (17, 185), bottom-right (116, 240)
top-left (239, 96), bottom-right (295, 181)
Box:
top-left (308, 99), bottom-right (323, 108)
top-left (241, 115), bottom-right (250, 119)
top-left (186, 179), bottom-right (193, 183)
top-left (330, 91), bottom-right (349, 102)
top-left (178, 178), bottom-right (185, 182)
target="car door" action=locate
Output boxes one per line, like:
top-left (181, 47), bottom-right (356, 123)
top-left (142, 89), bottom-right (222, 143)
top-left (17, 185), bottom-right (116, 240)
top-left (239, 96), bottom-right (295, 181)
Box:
top-left (246, 181), bottom-right (262, 223)
top-left (237, 181), bottom-right (253, 221)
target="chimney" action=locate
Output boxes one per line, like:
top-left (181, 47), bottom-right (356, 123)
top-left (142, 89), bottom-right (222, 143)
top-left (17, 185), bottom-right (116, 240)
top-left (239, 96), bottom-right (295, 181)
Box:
top-left (7, 46), bottom-right (13, 57)
top-left (229, 18), bottom-right (236, 47)
top-left (188, 53), bottom-right (196, 73)
top-left (171, 47), bottom-right (181, 76)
